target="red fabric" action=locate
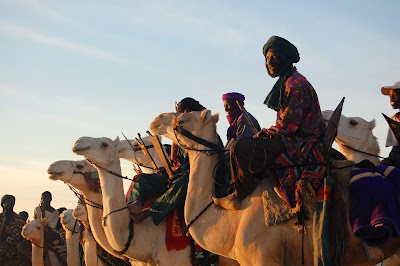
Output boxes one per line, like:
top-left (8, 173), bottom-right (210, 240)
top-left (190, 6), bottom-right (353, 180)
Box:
top-left (165, 209), bottom-right (190, 251)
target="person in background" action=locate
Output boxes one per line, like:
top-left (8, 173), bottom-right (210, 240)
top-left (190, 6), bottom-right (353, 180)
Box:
top-left (213, 36), bottom-right (326, 211)
top-left (222, 92), bottom-right (261, 149)
top-left (33, 191), bottom-right (67, 265)
top-left (34, 191), bottom-right (59, 229)
top-left (381, 81), bottom-right (400, 168)
top-left (0, 195), bottom-right (30, 266)
top-left (18, 211), bottom-right (29, 222)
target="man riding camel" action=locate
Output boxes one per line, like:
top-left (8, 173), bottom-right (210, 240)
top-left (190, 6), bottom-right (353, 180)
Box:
top-left (213, 35), bottom-right (326, 211)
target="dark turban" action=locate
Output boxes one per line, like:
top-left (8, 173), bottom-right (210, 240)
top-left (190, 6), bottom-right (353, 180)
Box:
top-left (1, 195), bottom-right (15, 207)
top-left (176, 97), bottom-right (206, 112)
top-left (262, 35), bottom-right (300, 63)
top-left (222, 92), bottom-right (245, 104)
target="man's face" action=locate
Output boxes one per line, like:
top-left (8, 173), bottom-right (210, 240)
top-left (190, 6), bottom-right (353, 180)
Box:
top-left (223, 100), bottom-right (238, 115)
top-left (1, 198), bottom-right (14, 213)
top-left (389, 89), bottom-right (400, 109)
top-left (40, 193), bottom-right (52, 205)
top-left (265, 51), bottom-right (285, 78)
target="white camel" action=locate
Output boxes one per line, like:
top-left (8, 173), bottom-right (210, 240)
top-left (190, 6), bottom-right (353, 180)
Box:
top-left (47, 160), bottom-right (142, 266)
top-left (59, 209), bottom-right (81, 266)
top-left (322, 110), bottom-right (400, 266)
top-left (73, 203), bottom-right (105, 266)
top-left (322, 110), bottom-right (380, 165)
top-left (149, 109), bottom-right (400, 265)
top-left (72, 136), bottom-right (195, 265)
top-left (118, 136), bottom-right (169, 174)
top-left (21, 219), bottom-right (62, 266)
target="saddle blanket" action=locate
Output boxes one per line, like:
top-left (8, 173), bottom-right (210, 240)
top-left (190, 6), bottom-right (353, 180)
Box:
top-left (349, 165), bottom-right (400, 246)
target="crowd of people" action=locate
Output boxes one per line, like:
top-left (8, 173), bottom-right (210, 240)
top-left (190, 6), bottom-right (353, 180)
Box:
top-left (2, 35), bottom-right (400, 264)
top-left (0, 191), bottom-right (68, 265)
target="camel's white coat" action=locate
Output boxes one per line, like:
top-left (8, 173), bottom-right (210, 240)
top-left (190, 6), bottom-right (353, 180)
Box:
top-left (47, 160), bottom-right (142, 266)
top-left (73, 204), bottom-right (105, 266)
top-left (149, 109), bottom-right (400, 266)
top-left (60, 209), bottom-right (81, 266)
top-left (72, 137), bottom-right (193, 265)
top-left (21, 219), bottom-right (62, 266)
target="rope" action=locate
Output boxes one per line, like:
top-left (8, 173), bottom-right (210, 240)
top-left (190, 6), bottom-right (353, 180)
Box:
top-left (185, 201), bottom-right (214, 232)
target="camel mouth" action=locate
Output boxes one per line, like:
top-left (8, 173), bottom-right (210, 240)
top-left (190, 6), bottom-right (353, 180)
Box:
top-left (73, 146), bottom-right (90, 154)
top-left (48, 172), bottom-right (62, 180)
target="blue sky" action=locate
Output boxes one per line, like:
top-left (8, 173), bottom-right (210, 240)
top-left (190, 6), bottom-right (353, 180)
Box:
top-left (1, 0), bottom-right (399, 215)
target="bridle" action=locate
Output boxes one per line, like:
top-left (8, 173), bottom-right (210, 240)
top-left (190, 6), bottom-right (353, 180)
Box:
top-left (173, 124), bottom-right (227, 154)
top-left (336, 140), bottom-right (386, 159)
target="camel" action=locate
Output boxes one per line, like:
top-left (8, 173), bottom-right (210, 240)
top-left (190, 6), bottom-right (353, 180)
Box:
top-left (322, 110), bottom-right (400, 266)
top-left (47, 159), bottom-right (141, 266)
top-left (72, 136), bottom-right (196, 265)
top-left (149, 109), bottom-right (400, 265)
top-left (73, 203), bottom-right (105, 266)
top-left (21, 219), bottom-right (63, 266)
top-left (72, 136), bottom-right (239, 266)
top-left (118, 136), bottom-right (169, 174)
top-left (59, 209), bottom-right (81, 266)
top-left (322, 110), bottom-right (380, 165)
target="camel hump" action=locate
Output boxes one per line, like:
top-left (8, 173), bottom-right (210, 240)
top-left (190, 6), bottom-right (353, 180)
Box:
top-left (323, 97), bottom-right (345, 154)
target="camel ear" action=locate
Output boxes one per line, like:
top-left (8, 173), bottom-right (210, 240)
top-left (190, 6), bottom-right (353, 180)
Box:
top-left (212, 112), bottom-right (219, 124)
top-left (199, 109), bottom-right (212, 123)
top-left (368, 119), bottom-right (376, 130)
top-left (113, 137), bottom-right (120, 147)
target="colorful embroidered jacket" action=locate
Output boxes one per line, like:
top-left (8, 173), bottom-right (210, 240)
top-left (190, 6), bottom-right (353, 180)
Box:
top-left (264, 69), bottom-right (325, 158)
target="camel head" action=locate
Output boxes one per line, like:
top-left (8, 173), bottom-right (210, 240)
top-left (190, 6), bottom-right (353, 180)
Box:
top-left (60, 209), bottom-right (81, 233)
top-left (150, 110), bottom-right (219, 150)
top-left (72, 136), bottom-right (120, 168)
top-left (48, 159), bottom-right (96, 182)
top-left (322, 110), bottom-right (379, 155)
top-left (72, 203), bottom-right (88, 224)
top-left (118, 135), bottom-right (167, 167)
top-left (21, 219), bottom-right (44, 242)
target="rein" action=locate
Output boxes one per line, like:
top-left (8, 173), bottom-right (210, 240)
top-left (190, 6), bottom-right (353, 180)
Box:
top-left (172, 123), bottom-right (223, 230)
top-left (338, 142), bottom-right (386, 159)
top-left (173, 125), bottom-right (227, 154)
top-left (64, 220), bottom-right (80, 234)
top-left (30, 240), bottom-right (44, 249)
top-left (86, 159), bottom-right (133, 181)
top-left (84, 159), bottom-right (134, 255)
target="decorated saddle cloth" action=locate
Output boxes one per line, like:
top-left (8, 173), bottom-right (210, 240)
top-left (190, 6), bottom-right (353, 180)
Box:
top-left (274, 143), bottom-right (327, 212)
top-left (260, 178), bottom-right (294, 225)
top-left (349, 165), bottom-right (400, 246)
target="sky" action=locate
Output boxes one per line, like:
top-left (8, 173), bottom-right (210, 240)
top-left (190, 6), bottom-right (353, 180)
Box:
top-left (0, 0), bottom-right (399, 216)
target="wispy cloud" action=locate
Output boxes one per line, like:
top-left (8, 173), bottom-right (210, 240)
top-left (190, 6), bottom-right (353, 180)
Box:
top-left (0, 19), bottom-right (129, 64)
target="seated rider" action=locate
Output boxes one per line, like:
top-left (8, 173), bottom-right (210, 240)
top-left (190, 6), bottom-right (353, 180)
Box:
top-left (381, 81), bottom-right (400, 168)
top-left (129, 97), bottom-right (229, 224)
top-left (222, 92), bottom-right (261, 149)
top-left (213, 36), bottom-right (326, 211)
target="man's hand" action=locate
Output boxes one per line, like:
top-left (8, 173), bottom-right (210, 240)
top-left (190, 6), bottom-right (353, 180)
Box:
top-left (253, 129), bottom-right (273, 139)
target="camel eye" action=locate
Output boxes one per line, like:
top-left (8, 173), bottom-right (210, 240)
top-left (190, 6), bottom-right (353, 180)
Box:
top-left (76, 164), bottom-right (84, 170)
top-left (101, 143), bottom-right (109, 149)
top-left (349, 120), bottom-right (358, 127)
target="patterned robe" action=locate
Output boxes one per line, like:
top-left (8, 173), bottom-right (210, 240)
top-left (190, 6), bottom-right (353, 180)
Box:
top-left (0, 212), bottom-right (28, 265)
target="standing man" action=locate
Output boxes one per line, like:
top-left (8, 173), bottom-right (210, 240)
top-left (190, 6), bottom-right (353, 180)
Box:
top-left (33, 191), bottom-right (59, 229)
top-left (222, 92), bottom-right (261, 149)
top-left (214, 36), bottom-right (326, 210)
top-left (0, 194), bottom-right (29, 265)
top-left (381, 81), bottom-right (400, 168)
